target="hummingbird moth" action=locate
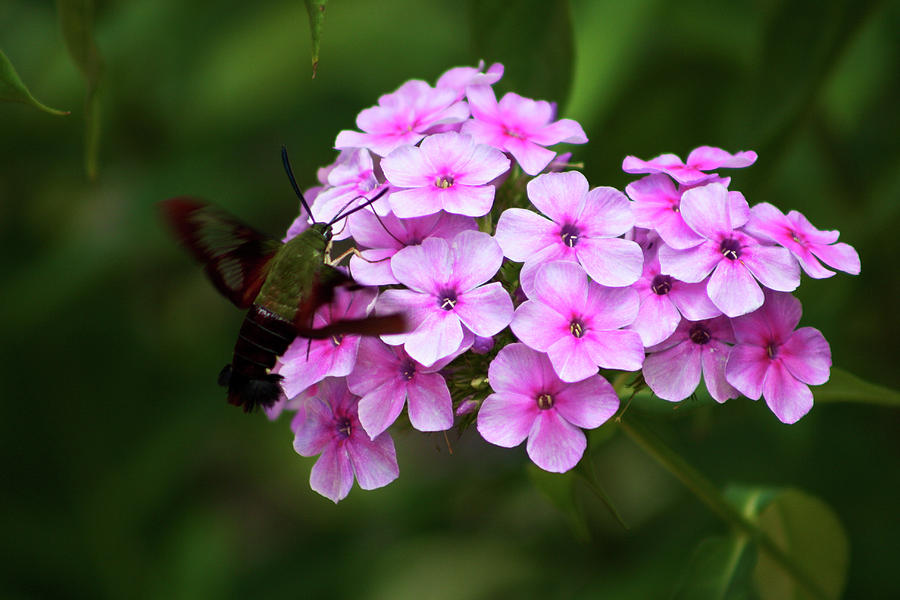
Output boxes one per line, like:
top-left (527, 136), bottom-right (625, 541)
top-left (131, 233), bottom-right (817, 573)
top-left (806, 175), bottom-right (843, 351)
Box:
top-left (160, 148), bottom-right (405, 412)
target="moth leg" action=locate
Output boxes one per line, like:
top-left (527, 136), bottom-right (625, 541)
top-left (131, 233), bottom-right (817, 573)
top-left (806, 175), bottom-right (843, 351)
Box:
top-left (326, 246), bottom-right (364, 266)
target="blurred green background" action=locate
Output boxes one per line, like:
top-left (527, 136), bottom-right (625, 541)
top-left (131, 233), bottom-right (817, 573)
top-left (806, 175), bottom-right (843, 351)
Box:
top-left (1, 0), bottom-right (898, 598)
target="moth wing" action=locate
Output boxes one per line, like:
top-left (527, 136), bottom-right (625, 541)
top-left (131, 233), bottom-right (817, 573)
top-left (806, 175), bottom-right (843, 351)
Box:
top-left (160, 197), bottom-right (282, 308)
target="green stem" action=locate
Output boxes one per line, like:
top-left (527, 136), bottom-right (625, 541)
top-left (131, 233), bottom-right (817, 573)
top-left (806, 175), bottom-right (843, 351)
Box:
top-left (618, 416), bottom-right (830, 600)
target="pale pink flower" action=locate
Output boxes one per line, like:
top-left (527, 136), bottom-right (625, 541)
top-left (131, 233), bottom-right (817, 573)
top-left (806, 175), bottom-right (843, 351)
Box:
top-left (622, 146), bottom-right (757, 185)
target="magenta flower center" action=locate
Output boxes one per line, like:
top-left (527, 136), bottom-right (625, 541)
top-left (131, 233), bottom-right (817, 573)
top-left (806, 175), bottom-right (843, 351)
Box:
top-left (435, 174), bottom-right (455, 189)
top-left (331, 334), bottom-right (344, 347)
top-left (400, 358), bottom-right (416, 381)
top-left (536, 392), bottom-right (554, 410)
top-left (719, 237), bottom-right (742, 261)
top-left (559, 223), bottom-right (580, 247)
top-left (688, 323), bottom-right (712, 345)
top-left (504, 127), bottom-right (523, 139)
top-left (336, 417), bottom-right (352, 440)
top-left (437, 289), bottom-right (458, 311)
top-left (651, 274), bottom-right (673, 296)
top-left (569, 318), bottom-right (585, 338)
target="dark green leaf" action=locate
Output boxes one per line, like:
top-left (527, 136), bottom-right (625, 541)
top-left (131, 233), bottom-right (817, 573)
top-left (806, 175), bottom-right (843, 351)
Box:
top-left (466, 0), bottom-right (575, 107)
top-left (527, 464), bottom-right (590, 541)
top-left (304, 0), bottom-right (328, 78)
top-left (58, 0), bottom-right (104, 180)
top-left (0, 49), bottom-right (69, 115)
top-left (673, 536), bottom-right (758, 600)
top-left (813, 367), bottom-right (900, 406)
top-left (753, 489), bottom-right (849, 600)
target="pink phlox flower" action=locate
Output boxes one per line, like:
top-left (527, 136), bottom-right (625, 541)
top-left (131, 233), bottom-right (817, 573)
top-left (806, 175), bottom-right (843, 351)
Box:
top-left (436, 61), bottom-right (504, 101)
top-left (643, 316), bottom-right (739, 403)
top-left (511, 260), bottom-right (644, 382)
top-left (622, 146), bottom-right (757, 186)
top-left (461, 85), bottom-right (587, 175)
top-left (657, 183), bottom-right (800, 317)
top-left (381, 132), bottom-right (510, 218)
top-left (348, 338), bottom-right (459, 439)
top-left (376, 230), bottom-right (513, 367)
top-left (276, 287), bottom-right (377, 398)
top-left (494, 171), bottom-right (643, 294)
top-left (742, 203), bottom-right (860, 279)
top-left (335, 79), bottom-right (469, 157)
top-left (311, 149), bottom-right (390, 235)
top-left (292, 378), bottom-right (399, 503)
top-left (348, 210), bottom-right (477, 285)
top-left (476, 343), bottom-right (619, 473)
top-left (725, 291), bottom-right (831, 424)
top-left (629, 248), bottom-right (722, 347)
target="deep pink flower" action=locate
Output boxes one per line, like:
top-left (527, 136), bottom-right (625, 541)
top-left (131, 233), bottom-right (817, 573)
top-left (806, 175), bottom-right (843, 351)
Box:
top-left (277, 287), bottom-right (377, 398)
top-left (347, 210), bottom-right (477, 286)
top-left (629, 249), bottom-right (721, 346)
top-left (643, 316), bottom-right (739, 403)
top-left (436, 61), bottom-right (504, 100)
top-left (511, 261), bottom-right (644, 382)
top-left (622, 146), bottom-right (757, 186)
top-left (658, 183), bottom-right (800, 317)
top-left (381, 132), bottom-right (510, 218)
top-left (477, 343), bottom-right (619, 473)
top-left (348, 338), bottom-right (457, 438)
top-left (742, 203), bottom-right (861, 279)
top-left (725, 291), bottom-right (831, 424)
top-left (461, 86), bottom-right (587, 175)
top-left (376, 230), bottom-right (513, 366)
top-left (292, 378), bottom-right (399, 503)
top-left (495, 171), bottom-right (643, 294)
top-left (335, 79), bottom-right (469, 157)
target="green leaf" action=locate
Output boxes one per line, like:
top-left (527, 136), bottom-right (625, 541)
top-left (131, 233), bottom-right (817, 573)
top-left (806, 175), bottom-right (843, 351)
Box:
top-left (753, 489), bottom-right (849, 600)
top-left (814, 367), bottom-right (900, 406)
top-left (466, 0), bottom-right (576, 107)
top-left (304, 0), bottom-right (328, 78)
top-left (58, 0), bottom-right (104, 180)
top-left (527, 464), bottom-right (590, 541)
top-left (0, 49), bottom-right (69, 115)
top-left (673, 535), bottom-right (758, 600)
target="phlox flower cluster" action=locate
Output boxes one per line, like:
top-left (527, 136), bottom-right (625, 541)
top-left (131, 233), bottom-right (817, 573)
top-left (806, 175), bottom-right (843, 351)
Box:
top-left (269, 63), bottom-right (859, 502)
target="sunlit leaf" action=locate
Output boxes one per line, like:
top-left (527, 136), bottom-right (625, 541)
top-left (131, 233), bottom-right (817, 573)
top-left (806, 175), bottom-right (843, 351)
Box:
top-left (466, 0), bottom-right (575, 107)
top-left (0, 49), bottom-right (69, 115)
top-left (58, 0), bottom-right (104, 180)
top-left (754, 489), bottom-right (849, 600)
top-left (673, 535), bottom-right (757, 600)
top-left (814, 367), bottom-right (900, 406)
top-left (304, 0), bottom-right (328, 78)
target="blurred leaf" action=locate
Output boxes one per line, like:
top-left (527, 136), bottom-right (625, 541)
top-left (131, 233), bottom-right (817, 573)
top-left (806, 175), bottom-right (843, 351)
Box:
top-left (466, 0), bottom-right (575, 106)
top-left (58, 0), bottom-right (103, 179)
top-left (754, 489), bottom-right (849, 600)
top-left (527, 464), bottom-right (590, 541)
top-left (0, 49), bottom-right (69, 115)
top-left (814, 367), bottom-right (900, 406)
top-left (304, 0), bottom-right (327, 78)
top-left (673, 535), bottom-right (758, 600)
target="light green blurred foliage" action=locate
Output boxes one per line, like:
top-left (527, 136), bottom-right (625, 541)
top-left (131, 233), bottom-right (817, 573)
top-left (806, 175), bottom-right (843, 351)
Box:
top-left (0, 0), bottom-right (897, 598)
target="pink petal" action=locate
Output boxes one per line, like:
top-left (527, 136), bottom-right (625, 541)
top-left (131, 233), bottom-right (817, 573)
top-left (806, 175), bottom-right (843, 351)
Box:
top-left (669, 280), bottom-right (722, 320)
top-left (679, 183), bottom-right (732, 239)
top-left (526, 410), bottom-right (586, 473)
top-left (553, 375), bottom-right (619, 428)
top-left (375, 289), bottom-right (434, 346)
top-left (454, 283), bottom-right (513, 337)
top-left (464, 85), bottom-right (500, 122)
top-left (779, 327), bottom-right (831, 385)
top-left (389, 187), bottom-right (443, 218)
top-left (530, 118), bottom-right (588, 146)
top-left (533, 260), bottom-right (590, 312)
top-left (477, 392), bottom-right (538, 447)
top-left (346, 432), bottom-right (399, 490)
top-left (582, 329), bottom-right (645, 372)
top-left (724, 344), bottom-right (769, 399)
top-left (450, 231), bottom-right (504, 291)
top-left (686, 146), bottom-right (757, 170)
top-left (494, 208), bottom-right (558, 261)
top-left (786, 210), bottom-right (840, 244)
top-left (445, 138), bottom-right (511, 185)
top-left (438, 184), bottom-right (495, 217)
top-left (576, 237), bottom-right (644, 287)
top-left (404, 310), bottom-right (464, 367)
top-left (700, 340), bottom-right (739, 403)
top-left (644, 341), bottom-right (701, 402)
top-left (584, 284), bottom-right (640, 330)
top-left (349, 249), bottom-right (398, 286)
top-left (506, 136), bottom-right (557, 176)
top-left (347, 338), bottom-right (398, 395)
top-left (811, 242), bottom-right (860, 275)
top-left (357, 383), bottom-right (407, 439)
top-left (761, 361), bottom-right (813, 424)
top-left (497, 92), bottom-right (554, 130)
top-left (658, 242), bottom-right (721, 283)
top-left (578, 186), bottom-right (635, 236)
top-left (487, 342), bottom-right (559, 396)
top-left (741, 244), bottom-right (800, 292)
top-left (381, 145), bottom-right (432, 187)
top-left (309, 443), bottom-right (354, 503)
top-left (406, 372), bottom-right (453, 431)
top-left (390, 237), bottom-right (451, 293)
top-left (622, 153), bottom-right (684, 175)
top-left (292, 398), bottom-right (335, 455)
top-left (517, 246), bottom-right (572, 297)
top-left (631, 293), bottom-right (682, 347)
top-left (526, 171), bottom-right (588, 224)
top-left (547, 335), bottom-right (599, 382)
top-left (511, 300), bottom-right (569, 352)
top-left (707, 260), bottom-right (764, 317)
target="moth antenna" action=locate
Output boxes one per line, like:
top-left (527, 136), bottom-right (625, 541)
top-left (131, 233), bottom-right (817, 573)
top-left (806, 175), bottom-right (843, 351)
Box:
top-left (368, 209), bottom-right (405, 246)
top-left (327, 187), bottom-right (389, 227)
top-left (281, 146), bottom-right (316, 223)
